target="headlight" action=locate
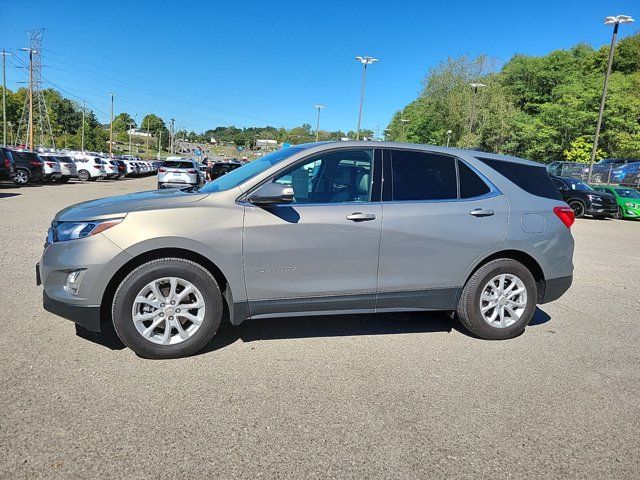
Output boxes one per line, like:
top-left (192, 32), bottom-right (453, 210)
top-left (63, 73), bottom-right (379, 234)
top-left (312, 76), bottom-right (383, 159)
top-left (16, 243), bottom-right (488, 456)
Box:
top-left (626, 202), bottom-right (639, 208)
top-left (51, 218), bottom-right (123, 242)
top-left (586, 194), bottom-right (600, 201)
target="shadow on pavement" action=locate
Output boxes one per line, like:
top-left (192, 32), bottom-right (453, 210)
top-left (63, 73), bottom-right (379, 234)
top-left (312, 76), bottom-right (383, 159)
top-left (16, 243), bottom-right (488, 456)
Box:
top-left (73, 306), bottom-right (552, 355)
top-left (0, 192), bottom-right (21, 198)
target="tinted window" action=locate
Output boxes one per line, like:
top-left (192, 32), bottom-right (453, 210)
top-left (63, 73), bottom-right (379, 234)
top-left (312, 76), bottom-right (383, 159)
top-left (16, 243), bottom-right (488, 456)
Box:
top-left (164, 160), bottom-right (194, 169)
top-left (273, 149), bottom-right (373, 204)
top-left (478, 157), bottom-right (561, 200)
top-left (458, 160), bottom-right (491, 198)
top-left (390, 150), bottom-right (457, 201)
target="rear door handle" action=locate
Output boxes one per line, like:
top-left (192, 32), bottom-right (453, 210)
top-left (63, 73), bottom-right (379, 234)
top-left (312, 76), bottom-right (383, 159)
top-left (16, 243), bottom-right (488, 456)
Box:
top-left (470, 208), bottom-right (495, 217)
top-left (346, 212), bottom-right (376, 222)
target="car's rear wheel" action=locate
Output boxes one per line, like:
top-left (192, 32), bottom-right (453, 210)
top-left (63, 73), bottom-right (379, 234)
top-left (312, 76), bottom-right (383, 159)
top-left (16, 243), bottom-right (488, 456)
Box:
top-left (456, 258), bottom-right (537, 340)
top-left (77, 169), bottom-right (90, 182)
top-left (112, 258), bottom-right (223, 359)
top-left (568, 200), bottom-right (585, 218)
top-left (13, 169), bottom-right (30, 185)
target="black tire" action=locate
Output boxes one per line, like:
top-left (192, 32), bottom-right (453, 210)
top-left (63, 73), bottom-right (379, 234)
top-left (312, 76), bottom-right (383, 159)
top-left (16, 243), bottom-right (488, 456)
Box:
top-left (13, 169), bottom-right (30, 185)
top-left (568, 200), bottom-right (585, 218)
top-left (59, 176), bottom-right (70, 183)
top-left (112, 258), bottom-right (223, 359)
top-left (77, 169), bottom-right (90, 182)
top-left (456, 258), bottom-right (537, 340)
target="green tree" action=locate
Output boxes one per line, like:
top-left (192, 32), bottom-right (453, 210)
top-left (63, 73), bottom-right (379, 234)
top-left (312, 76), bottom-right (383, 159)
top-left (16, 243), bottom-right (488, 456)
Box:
top-left (563, 136), bottom-right (604, 163)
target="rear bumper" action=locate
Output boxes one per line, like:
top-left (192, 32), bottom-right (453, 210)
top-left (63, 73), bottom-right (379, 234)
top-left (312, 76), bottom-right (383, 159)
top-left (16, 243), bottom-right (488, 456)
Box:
top-left (540, 275), bottom-right (573, 304)
top-left (43, 290), bottom-right (102, 332)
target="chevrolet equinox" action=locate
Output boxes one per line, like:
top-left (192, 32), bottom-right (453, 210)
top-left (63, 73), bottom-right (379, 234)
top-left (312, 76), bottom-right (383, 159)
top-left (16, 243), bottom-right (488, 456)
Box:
top-left (38, 142), bottom-right (574, 359)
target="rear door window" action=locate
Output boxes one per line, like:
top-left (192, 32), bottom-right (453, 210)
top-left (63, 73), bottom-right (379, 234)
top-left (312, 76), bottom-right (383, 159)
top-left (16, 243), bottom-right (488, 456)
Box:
top-left (389, 150), bottom-right (457, 201)
top-left (165, 161), bottom-right (194, 169)
top-left (458, 160), bottom-right (491, 198)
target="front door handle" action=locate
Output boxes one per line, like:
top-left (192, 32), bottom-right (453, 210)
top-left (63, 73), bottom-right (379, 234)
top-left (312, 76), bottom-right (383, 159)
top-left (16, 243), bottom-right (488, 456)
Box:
top-left (470, 208), bottom-right (495, 217)
top-left (346, 212), bottom-right (376, 222)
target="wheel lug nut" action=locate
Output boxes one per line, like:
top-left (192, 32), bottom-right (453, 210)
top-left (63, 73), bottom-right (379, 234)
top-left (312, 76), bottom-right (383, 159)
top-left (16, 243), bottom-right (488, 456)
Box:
top-left (160, 312), bottom-right (164, 317)
top-left (169, 316), bottom-right (174, 320)
top-left (170, 301), bottom-right (175, 305)
top-left (160, 303), bottom-right (165, 307)
top-left (176, 309), bottom-right (181, 313)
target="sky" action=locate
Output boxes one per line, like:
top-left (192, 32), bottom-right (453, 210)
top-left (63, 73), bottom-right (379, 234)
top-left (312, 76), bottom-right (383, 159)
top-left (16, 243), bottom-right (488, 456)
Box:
top-left (2, 0), bottom-right (638, 136)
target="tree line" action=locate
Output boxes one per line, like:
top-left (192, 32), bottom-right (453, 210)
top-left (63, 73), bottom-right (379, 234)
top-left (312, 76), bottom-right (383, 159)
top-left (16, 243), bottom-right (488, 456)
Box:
top-left (386, 33), bottom-right (640, 163)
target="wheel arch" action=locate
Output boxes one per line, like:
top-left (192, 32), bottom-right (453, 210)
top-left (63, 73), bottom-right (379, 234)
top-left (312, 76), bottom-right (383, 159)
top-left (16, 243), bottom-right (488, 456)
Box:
top-left (461, 249), bottom-right (546, 304)
top-left (99, 247), bottom-right (238, 332)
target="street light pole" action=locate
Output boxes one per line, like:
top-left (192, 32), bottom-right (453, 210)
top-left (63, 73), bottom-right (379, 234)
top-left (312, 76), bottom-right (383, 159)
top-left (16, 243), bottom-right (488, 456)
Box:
top-left (446, 129), bottom-right (452, 147)
top-left (314, 104), bottom-right (325, 142)
top-left (468, 82), bottom-right (486, 147)
top-left (355, 56), bottom-right (379, 140)
top-left (587, 15), bottom-right (634, 184)
top-left (400, 118), bottom-right (409, 140)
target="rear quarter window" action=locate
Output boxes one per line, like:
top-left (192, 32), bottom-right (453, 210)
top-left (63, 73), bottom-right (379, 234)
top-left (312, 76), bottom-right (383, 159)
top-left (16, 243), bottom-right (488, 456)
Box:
top-left (477, 157), bottom-right (561, 201)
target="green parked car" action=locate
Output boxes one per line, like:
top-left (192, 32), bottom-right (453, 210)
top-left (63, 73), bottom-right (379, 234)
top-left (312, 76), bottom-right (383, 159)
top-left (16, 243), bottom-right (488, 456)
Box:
top-left (592, 186), bottom-right (640, 219)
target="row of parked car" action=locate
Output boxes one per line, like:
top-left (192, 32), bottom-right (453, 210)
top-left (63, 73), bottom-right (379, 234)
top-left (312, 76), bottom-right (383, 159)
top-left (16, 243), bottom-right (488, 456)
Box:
top-left (0, 147), bottom-right (160, 185)
top-left (547, 158), bottom-right (640, 186)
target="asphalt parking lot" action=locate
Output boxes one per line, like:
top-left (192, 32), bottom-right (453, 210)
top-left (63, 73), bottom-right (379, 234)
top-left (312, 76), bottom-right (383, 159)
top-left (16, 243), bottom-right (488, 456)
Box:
top-left (1, 177), bottom-right (639, 479)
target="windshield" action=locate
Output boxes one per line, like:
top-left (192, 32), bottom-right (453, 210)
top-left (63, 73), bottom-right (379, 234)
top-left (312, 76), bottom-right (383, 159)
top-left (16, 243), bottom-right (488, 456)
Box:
top-left (615, 188), bottom-right (640, 199)
top-left (563, 178), bottom-right (593, 191)
top-left (199, 147), bottom-right (304, 193)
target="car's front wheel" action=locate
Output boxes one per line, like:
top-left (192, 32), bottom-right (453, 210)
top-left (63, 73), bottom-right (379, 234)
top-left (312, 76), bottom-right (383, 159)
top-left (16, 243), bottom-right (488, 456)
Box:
top-left (112, 258), bottom-right (223, 359)
top-left (456, 258), bottom-right (537, 340)
top-left (568, 200), bottom-right (585, 218)
top-left (77, 169), bottom-right (90, 182)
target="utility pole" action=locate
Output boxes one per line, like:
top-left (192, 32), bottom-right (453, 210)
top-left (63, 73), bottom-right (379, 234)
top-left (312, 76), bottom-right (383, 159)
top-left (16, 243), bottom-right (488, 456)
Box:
top-left (313, 104), bottom-right (325, 142)
top-left (158, 130), bottom-right (162, 160)
top-left (587, 14), bottom-right (635, 184)
top-left (145, 115), bottom-right (150, 160)
top-left (81, 100), bottom-right (86, 151)
top-left (19, 48), bottom-right (36, 150)
top-left (108, 93), bottom-right (115, 157)
top-left (468, 82), bottom-right (486, 147)
top-left (170, 118), bottom-right (175, 154)
top-left (355, 56), bottom-right (379, 140)
top-left (1, 50), bottom-right (10, 146)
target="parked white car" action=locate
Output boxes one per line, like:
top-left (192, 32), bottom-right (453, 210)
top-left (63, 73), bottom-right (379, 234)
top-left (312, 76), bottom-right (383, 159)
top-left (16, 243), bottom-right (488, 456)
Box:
top-left (40, 153), bottom-right (78, 182)
top-left (103, 159), bottom-right (121, 179)
top-left (40, 156), bottom-right (62, 182)
top-left (70, 155), bottom-right (107, 182)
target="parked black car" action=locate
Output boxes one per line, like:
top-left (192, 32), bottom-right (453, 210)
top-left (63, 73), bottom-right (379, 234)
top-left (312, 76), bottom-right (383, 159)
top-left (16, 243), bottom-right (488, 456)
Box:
top-left (551, 176), bottom-right (618, 218)
top-left (209, 161), bottom-right (242, 180)
top-left (0, 147), bottom-right (15, 181)
top-left (0, 148), bottom-right (44, 185)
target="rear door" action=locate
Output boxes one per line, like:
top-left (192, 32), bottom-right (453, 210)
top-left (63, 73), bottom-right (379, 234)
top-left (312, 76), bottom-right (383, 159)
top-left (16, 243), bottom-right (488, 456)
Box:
top-left (243, 148), bottom-right (383, 315)
top-left (376, 148), bottom-right (508, 310)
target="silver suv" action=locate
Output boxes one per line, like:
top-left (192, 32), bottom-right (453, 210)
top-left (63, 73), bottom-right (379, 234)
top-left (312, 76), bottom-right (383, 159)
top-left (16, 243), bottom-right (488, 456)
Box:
top-left (38, 142), bottom-right (575, 359)
top-left (157, 159), bottom-right (202, 189)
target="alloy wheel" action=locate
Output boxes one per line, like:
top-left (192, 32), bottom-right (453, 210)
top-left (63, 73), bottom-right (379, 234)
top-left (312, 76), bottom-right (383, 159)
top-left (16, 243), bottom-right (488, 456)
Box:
top-left (569, 201), bottom-right (585, 218)
top-left (14, 170), bottom-right (29, 184)
top-left (131, 277), bottom-right (205, 345)
top-left (479, 274), bottom-right (528, 328)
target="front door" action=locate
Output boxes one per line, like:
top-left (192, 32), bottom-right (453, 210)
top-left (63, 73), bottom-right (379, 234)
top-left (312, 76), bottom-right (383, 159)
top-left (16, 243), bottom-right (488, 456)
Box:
top-left (377, 148), bottom-right (509, 310)
top-left (243, 148), bottom-right (382, 316)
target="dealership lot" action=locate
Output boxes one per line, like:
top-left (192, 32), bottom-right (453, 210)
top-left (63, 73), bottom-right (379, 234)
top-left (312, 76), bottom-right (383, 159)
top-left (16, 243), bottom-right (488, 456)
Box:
top-left (1, 178), bottom-right (639, 478)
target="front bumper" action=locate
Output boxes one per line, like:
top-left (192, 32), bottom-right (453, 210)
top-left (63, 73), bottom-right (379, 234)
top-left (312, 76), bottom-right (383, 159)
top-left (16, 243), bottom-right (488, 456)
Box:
top-left (622, 205), bottom-right (640, 219)
top-left (585, 204), bottom-right (618, 217)
top-left (43, 290), bottom-right (101, 331)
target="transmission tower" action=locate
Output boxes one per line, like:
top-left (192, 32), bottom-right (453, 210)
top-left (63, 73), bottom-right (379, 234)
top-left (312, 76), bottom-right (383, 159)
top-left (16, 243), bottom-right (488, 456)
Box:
top-left (16, 29), bottom-right (55, 149)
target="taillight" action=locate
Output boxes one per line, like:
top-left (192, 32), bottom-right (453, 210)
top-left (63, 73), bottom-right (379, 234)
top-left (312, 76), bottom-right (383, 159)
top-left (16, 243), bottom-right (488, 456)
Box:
top-left (30, 160), bottom-right (41, 167)
top-left (187, 169), bottom-right (197, 174)
top-left (553, 206), bottom-right (575, 228)
top-left (3, 159), bottom-right (9, 169)
top-left (159, 168), bottom-right (166, 173)
top-left (93, 165), bottom-right (102, 169)
top-left (47, 162), bottom-right (55, 167)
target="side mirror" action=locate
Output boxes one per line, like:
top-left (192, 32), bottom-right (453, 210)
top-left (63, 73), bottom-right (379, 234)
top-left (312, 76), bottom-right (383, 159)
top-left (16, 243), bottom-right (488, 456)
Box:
top-left (249, 182), bottom-right (294, 206)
